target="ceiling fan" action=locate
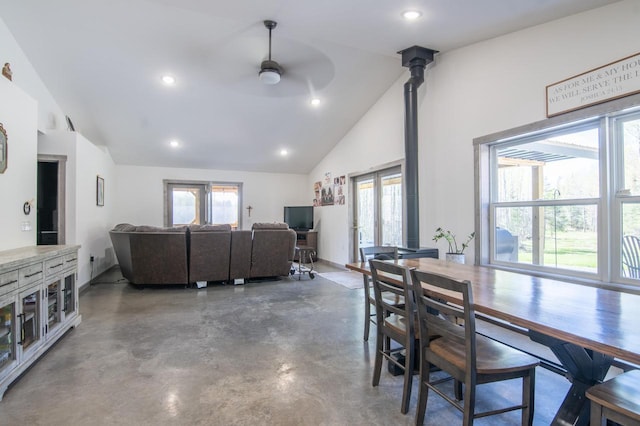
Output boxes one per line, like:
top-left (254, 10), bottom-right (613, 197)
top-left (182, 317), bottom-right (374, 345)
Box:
top-left (259, 20), bottom-right (283, 85)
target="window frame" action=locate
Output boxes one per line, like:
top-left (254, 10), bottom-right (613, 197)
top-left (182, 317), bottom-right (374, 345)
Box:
top-left (163, 179), bottom-right (243, 229)
top-left (474, 92), bottom-right (640, 288)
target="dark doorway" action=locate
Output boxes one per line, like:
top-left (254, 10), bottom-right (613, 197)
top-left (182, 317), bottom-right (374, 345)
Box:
top-left (38, 161), bottom-right (58, 244)
top-left (37, 156), bottom-right (66, 245)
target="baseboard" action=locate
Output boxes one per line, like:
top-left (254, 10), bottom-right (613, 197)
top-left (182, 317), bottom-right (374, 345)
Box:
top-left (315, 258), bottom-right (347, 270)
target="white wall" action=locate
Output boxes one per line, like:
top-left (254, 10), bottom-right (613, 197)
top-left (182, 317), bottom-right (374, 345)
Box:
top-left (113, 165), bottom-right (310, 229)
top-left (309, 77), bottom-right (407, 263)
top-left (38, 131), bottom-right (116, 288)
top-left (0, 77), bottom-right (38, 250)
top-left (0, 16), bottom-right (66, 132)
top-left (1, 15), bottom-right (117, 287)
top-left (311, 0), bottom-right (640, 266)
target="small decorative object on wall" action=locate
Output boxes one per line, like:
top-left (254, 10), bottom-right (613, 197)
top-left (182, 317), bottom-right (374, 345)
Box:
top-left (23, 199), bottom-right (34, 215)
top-left (0, 123), bottom-right (7, 174)
top-left (246, 205), bottom-right (253, 217)
top-left (546, 52), bottom-right (640, 117)
top-left (96, 175), bottom-right (104, 206)
top-left (2, 63), bottom-right (12, 81)
top-left (65, 115), bottom-right (75, 131)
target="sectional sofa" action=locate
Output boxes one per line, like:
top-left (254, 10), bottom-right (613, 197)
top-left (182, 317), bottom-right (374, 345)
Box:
top-left (109, 222), bottom-right (297, 285)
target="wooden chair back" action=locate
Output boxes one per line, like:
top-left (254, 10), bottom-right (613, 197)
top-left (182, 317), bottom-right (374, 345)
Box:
top-left (369, 259), bottom-right (413, 324)
top-left (359, 246), bottom-right (399, 262)
top-left (410, 270), bottom-right (476, 377)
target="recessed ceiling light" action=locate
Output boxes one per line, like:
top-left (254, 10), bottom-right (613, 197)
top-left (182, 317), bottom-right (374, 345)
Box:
top-left (170, 140), bottom-right (180, 148)
top-left (402, 10), bottom-right (422, 20)
top-left (310, 98), bottom-right (321, 107)
top-left (162, 75), bottom-right (176, 85)
top-left (280, 149), bottom-right (288, 156)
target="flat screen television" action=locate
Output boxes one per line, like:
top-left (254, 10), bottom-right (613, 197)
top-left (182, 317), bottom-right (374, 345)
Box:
top-left (284, 206), bottom-right (314, 231)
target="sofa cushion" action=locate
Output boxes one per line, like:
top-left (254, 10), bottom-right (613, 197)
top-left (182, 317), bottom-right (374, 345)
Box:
top-left (189, 224), bottom-right (232, 232)
top-left (135, 225), bottom-right (187, 233)
top-left (252, 222), bottom-right (289, 230)
top-left (112, 223), bottom-right (137, 232)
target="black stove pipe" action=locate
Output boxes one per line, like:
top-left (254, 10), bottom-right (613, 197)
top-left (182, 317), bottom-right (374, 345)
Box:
top-left (399, 46), bottom-right (436, 249)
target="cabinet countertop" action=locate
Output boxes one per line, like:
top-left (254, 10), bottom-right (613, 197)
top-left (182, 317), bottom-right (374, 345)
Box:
top-left (0, 245), bottom-right (81, 273)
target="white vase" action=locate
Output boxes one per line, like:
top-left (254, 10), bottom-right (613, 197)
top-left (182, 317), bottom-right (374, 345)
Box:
top-left (445, 253), bottom-right (465, 264)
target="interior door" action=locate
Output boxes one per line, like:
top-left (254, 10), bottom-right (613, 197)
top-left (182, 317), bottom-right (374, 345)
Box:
top-left (352, 166), bottom-right (403, 260)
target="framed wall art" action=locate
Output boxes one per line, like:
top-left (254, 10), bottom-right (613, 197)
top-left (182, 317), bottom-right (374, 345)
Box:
top-left (96, 175), bottom-right (104, 206)
top-left (0, 123), bottom-right (7, 174)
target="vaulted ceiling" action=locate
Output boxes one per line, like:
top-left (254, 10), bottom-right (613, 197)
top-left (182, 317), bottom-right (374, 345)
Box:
top-left (0, 0), bottom-right (619, 173)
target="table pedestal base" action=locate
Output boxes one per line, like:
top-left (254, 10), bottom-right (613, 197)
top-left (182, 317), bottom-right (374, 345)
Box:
top-left (529, 331), bottom-right (613, 426)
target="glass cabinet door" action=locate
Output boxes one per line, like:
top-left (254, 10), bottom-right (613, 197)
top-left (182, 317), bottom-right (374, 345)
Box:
top-left (19, 288), bottom-right (41, 352)
top-left (62, 273), bottom-right (75, 320)
top-left (47, 280), bottom-right (61, 333)
top-left (0, 299), bottom-right (16, 373)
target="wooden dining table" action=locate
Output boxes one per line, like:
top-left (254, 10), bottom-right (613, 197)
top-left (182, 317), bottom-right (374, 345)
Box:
top-left (346, 257), bottom-right (640, 426)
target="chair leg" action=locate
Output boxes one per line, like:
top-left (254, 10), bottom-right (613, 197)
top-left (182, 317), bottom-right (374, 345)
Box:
top-left (415, 360), bottom-right (430, 425)
top-left (372, 329), bottom-right (384, 387)
top-left (462, 379), bottom-right (476, 426)
top-left (454, 380), bottom-right (463, 401)
top-left (522, 368), bottom-right (535, 426)
top-left (590, 400), bottom-right (603, 426)
top-left (364, 298), bottom-right (371, 341)
top-left (400, 338), bottom-right (415, 414)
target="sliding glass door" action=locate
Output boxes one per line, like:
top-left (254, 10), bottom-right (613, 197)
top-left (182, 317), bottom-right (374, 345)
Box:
top-left (353, 166), bottom-right (402, 259)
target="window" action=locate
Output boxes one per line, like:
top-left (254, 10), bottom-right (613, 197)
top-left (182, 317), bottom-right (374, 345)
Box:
top-left (165, 180), bottom-right (242, 228)
top-left (210, 184), bottom-right (239, 228)
top-left (476, 96), bottom-right (640, 285)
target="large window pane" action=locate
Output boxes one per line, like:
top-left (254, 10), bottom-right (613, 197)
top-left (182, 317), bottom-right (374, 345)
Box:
top-left (211, 185), bottom-right (239, 227)
top-left (496, 127), bottom-right (599, 202)
top-left (495, 205), bottom-right (598, 272)
top-left (172, 187), bottom-right (201, 226)
top-left (356, 178), bottom-right (375, 249)
top-left (622, 116), bottom-right (640, 196)
top-left (622, 202), bottom-right (640, 279)
top-left (381, 173), bottom-right (402, 246)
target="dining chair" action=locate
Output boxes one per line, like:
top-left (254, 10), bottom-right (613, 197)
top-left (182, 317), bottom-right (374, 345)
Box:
top-left (586, 369), bottom-right (640, 426)
top-left (359, 246), bottom-right (400, 341)
top-left (622, 235), bottom-right (640, 279)
top-left (410, 269), bottom-right (539, 425)
top-left (369, 259), bottom-right (416, 414)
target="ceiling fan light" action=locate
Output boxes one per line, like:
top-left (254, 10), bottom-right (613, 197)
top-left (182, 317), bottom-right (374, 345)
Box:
top-left (259, 69), bottom-right (281, 85)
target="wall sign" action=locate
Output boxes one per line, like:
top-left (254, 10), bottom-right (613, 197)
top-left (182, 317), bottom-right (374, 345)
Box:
top-left (546, 52), bottom-right (640, 117)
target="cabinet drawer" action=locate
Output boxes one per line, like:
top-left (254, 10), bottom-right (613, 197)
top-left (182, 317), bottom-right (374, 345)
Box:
top-left (44, 257), bottom-right (65, 277)
top-left (0, 270), bottom-right (18, 296)
top-left (19, 263), bottom-right (44, 287)
top-left (63, 253), bottom-right (78, 271)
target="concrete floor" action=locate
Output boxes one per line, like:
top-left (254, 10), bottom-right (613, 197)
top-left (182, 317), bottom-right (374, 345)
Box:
top-left (0, 262), bottom-right (571, 425)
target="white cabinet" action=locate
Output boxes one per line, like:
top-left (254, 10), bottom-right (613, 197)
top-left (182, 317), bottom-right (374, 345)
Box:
top-left (0, 245), bottom-right (81, 400)
top-left (18, 283), bottom-right (42, 359)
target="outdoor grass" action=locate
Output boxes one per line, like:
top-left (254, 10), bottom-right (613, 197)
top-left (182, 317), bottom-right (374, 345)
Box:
top-left (517, 230), bottom-right (598, 271)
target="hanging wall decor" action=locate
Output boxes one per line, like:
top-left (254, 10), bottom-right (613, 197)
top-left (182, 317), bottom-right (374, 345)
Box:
top-left (313, 172), bottom-right (346, 206)
top-left (0, 123), bottom-right (7, 173)
top-left (96, 175), bottom-right (104, 206)
top-left (2, 63), bottom-right (12, 81)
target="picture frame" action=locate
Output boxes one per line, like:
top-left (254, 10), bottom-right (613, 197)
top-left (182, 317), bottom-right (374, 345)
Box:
top-left (0, 123), bottom-right (7, 174)
top-left (96, 175), bottom-right (104, 206)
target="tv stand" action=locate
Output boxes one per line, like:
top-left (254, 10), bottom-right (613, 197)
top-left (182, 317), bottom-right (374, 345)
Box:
top-left (294, 230), bottom-right (317, 262)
